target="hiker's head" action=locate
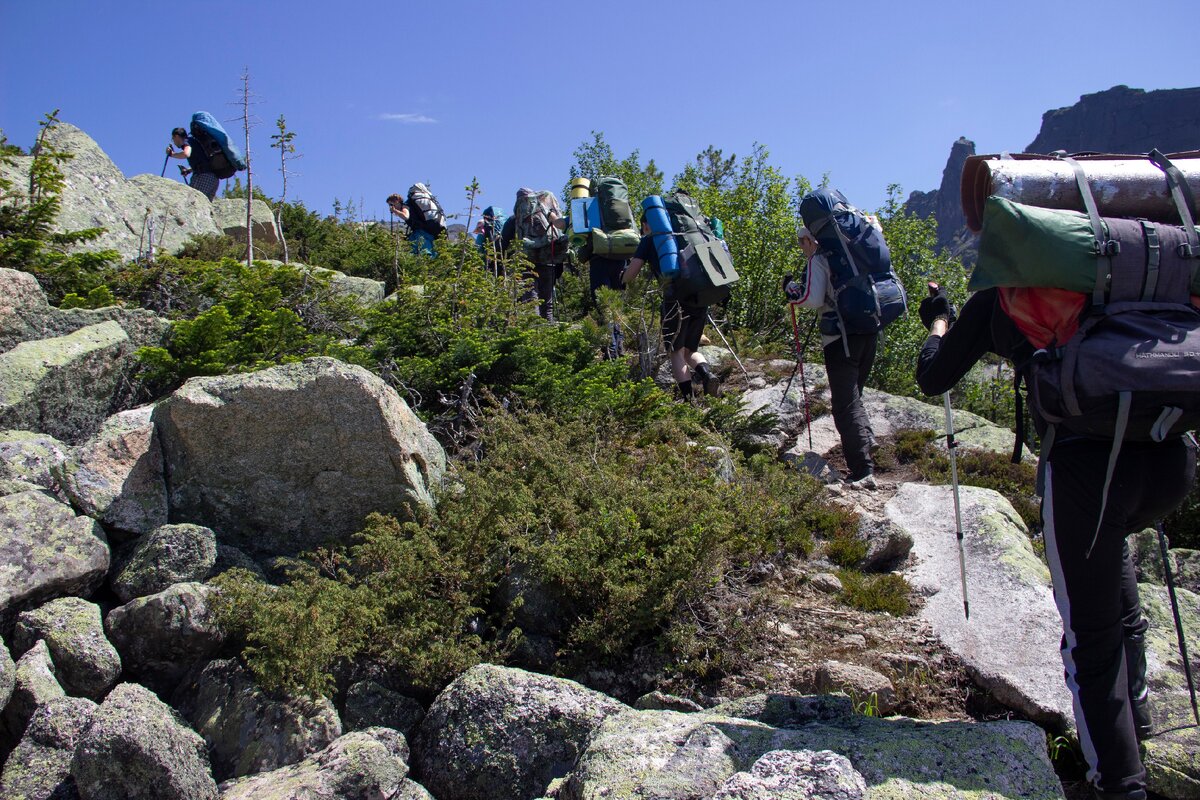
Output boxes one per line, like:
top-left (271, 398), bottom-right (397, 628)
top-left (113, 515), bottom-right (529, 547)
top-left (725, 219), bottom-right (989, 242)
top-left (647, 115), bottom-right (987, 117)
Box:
top-left (386, 194), bottom-right (404, 210)
top-left (639, 212), bottom-right (650, 235)
top-left (797, 226), bottom-right (818, 257)
top-left (171, 127), bottom-right (187, 146)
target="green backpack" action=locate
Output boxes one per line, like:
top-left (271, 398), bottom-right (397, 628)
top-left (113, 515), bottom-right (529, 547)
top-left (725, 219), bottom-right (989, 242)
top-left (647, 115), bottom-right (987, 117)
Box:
top-left (663, 188), bottom-right (739, 306)
top-left (589, 177), bottom-right (640, 258)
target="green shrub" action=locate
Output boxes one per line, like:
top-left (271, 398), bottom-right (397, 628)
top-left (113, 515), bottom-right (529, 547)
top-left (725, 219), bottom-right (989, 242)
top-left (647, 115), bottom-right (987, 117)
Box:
top-left (826, 530), bottom-right (868, 568)
top-left (838, 570), bottom-right (912, 615)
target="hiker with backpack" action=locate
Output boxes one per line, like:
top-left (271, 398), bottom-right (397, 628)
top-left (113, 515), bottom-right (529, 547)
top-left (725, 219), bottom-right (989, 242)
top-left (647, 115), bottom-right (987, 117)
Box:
top-left (914, 151), bottom-right (1200, 800)
top-left (388, 183), bottom-right (446, 257)
top-left (474, 205), bottom-right (506, 276)
top-left (167, 127), bottom-right (219, 201)
top-left (784, 189), bottom-right (906, 489)
top-left (501, 188), bottom-right (568, 321)
top-left (621, 213), bottom-right (721, 399)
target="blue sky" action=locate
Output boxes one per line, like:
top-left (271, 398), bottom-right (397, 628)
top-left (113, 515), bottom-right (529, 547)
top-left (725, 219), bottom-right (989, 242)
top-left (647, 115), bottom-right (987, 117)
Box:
top-left (2, 0), bottom-right (1195, 225)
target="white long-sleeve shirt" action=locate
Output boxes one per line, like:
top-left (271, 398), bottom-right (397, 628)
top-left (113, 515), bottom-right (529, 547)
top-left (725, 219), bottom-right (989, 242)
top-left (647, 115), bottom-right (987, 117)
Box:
top-left (791, 252), bottom-right (840, 348)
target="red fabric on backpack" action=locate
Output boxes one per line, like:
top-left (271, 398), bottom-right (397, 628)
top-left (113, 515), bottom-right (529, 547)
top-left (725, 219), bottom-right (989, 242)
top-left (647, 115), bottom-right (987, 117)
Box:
top-left (998, 286), bottom-right (1087, 350)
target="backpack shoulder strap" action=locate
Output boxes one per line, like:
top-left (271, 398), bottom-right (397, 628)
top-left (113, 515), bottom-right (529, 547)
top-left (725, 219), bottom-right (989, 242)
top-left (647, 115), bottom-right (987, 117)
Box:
top-left (1054, 152), bottom-right (1118, 307)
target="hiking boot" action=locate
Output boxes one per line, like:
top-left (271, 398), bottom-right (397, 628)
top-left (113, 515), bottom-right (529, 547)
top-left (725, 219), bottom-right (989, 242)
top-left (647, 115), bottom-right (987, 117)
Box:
top-left (692, 364), bottom-right (721, 397)
top-left (847, 473), bottom-right (878, 491)
top-left (1131, 691), bottom-right (1154, 742)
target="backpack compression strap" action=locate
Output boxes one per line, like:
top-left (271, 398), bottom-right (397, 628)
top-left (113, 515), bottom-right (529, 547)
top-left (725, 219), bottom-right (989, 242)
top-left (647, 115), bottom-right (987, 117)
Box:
top-left (1149, 149), bottom-right (1200, 259)
top-left (1054, 152), bottom-right (1119, 307)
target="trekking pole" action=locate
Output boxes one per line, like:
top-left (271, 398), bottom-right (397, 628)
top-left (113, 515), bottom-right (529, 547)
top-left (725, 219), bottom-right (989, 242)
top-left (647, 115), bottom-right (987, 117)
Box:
top-left (160, 151), bottom-right (170, 178)
top-left (706, 312), bottom-right (749, 380)
top-left (928, 282), bottom-right (970, 620)
top-left (781, 304), bottom-right (815, 450)
top-left (1157, 520), bottom-right (1200, 725)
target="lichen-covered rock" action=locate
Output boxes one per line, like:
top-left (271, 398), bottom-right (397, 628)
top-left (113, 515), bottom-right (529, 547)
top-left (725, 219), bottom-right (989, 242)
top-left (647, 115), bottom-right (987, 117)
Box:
top-left (887, 483), bottom-right (1073, 729)
top-left (104, 582), bottom-right (224, 694)
top-left (2, 641), bottom-right (65, 744)
top-left (109, 524), bottom-right (216, 602)
top-left (0, 321), bottom-right (132, 444)
top-left (559, 706), bottom-right (1064, 800)
top-left (217, 728), bottom-right (407, 800)
top-left (0, 430), bottom-right (70, 497)
top-left (305, 264), bottom-right (387, 305)
top-left (712, 749), bottom-right (868, 800)
top-left (0, 695), bottom-right (96, 800)
top-left (210, 198), bottom-right (279, 244)
top-left (708, 693), bottom-right (857, 727)
top-left (814, 662), bottom-right (896, 716)
top-left (1169, 547), bottom-right (1200, 596)
top-left (153, 357), bottom-right (446, 556)
top-left (0, 490), bottom-right (109, 622)
top-left (412, 663), bottom-right (626, 800)
top-left (13, 598), bottom-right (121, 699)
top-left (71, 682), bottom-right (217, 800)
top-left (1139, 584), bottom-right (1200, 798)
top-left (1, 638), bottom-right (14, 712)
top-left (171, 658), bottom-right (341, 781)
top-left (343, 680), bottom-right (425, 736)
top-left (210, 541), bottom-right (266, 581)
top-left (633, 691), bottom-right (704, 712)
top-left (55, 407), bottom-right (168, 537)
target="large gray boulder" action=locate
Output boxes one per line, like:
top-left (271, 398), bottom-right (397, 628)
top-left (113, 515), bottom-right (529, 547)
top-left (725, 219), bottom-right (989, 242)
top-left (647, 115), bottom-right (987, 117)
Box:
top-left (1140, 583), bottom-right (1200, 799)
top-left (0, 695), bottom-right (96, 800)
top-left (0, 268), bottom-right (169, 355)
top-left (411, 663), bottom-right (626, 800)
top-left (343, 679), bottom-right (425, 736)
top-left (0, 321), bottom-right (133, 444)
top-left (2, 123), bottom-right (222, 262)
top-left (13, 597), bottom-right (121, 699)
top-left (171, 658), bottom-right (341, 781)
top-left (217, 728), bottom-right (408, 800)
top-left (104, 582), bottom-right (224, 694)
top-left (109, 523), bottom-right (216, 602)
top-left (210, 197), bottom-right (279, 244)
top-left (153, 357), bottom-right (446, 556)
top-left (0, 490), bottom-right (109, 622)
top-left (887, 483), bottom-right (1072, 729)
top-left (55, 406), bottom-right (168, 537)
top-left (2, 641), bottom-right (65, 746)
top-left (71, 682), bottom-right (217, 800)
top-left (0, 429), bottom-right (69, 497)
top-left (559, 704), bottom-right (1063, 800)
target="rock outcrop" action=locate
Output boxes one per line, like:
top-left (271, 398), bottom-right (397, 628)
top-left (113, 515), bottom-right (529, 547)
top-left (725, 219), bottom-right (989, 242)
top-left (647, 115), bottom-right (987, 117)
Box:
top-left (211, 197), bottom-right (280, 245)
top-left (153, 357), bottom-right (446, 556)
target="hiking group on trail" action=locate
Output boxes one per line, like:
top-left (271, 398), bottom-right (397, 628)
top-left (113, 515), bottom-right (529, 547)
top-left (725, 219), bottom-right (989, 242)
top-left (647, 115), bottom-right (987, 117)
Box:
top-left (155, 117), bottom-right (1200, 799)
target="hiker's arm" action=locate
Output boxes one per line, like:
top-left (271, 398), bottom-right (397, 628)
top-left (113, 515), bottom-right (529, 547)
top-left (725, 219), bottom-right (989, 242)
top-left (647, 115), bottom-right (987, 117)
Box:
top-left (167, 144), bottom-right (190, 159)
top-left (915, 290), bottom-right (994, 396)
top-left (789, 253), bottom-right (828, 310)
top-left (621, 258), bottom-right (645, 286)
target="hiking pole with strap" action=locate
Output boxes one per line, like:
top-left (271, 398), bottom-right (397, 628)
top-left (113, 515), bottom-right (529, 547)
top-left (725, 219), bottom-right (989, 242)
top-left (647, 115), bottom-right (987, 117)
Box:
top-left (782, 304), bottom-right (816, 450)
top-left (928, 283), bottom-right (970, 620)
top-left (706, 312), bottom-right (749, 380)
top-left (160, 152), bottom-right (170, 178)
top-left (1157, 520), bottom-right (1200, 726)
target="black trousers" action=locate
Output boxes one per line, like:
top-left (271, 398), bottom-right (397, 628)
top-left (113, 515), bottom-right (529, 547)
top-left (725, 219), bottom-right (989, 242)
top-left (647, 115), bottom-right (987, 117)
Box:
top-left (522, 264), bottom-right (559, 321)
top-left (1043, 435), bottom-right (1196, 795)
top-left (823, 333), bottom-right (877, 480)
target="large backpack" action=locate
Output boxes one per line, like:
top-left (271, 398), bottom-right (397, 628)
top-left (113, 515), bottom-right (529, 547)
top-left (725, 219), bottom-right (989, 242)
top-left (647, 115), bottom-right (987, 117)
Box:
top-left (407, 184), bottom-right (446, 237)
top-left (513, 188), bottom-right (567, 264)
top-left (798, 188), bottom-right (907, 346)
top-left (660, 188), bottom-right (739, 307)
top-left (981, 150), bottom-right (1200, 550)
top-left (589, 176), bottom-right (640, 258)
top-left (189, 111), bottom-right (247, 180)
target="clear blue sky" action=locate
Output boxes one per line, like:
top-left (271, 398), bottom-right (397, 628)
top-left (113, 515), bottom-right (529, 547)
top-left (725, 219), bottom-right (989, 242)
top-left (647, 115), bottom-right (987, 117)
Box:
top-left (2, 0), bottom-right (1195, 225)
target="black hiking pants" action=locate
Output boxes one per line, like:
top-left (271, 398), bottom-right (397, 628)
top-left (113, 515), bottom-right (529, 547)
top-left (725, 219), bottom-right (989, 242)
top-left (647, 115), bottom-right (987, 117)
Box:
top-left (1043, 435), bottom-right (1196, 796)
top-left (522, 263), bottom-right (560, 322)
top-left (824, 333), bottom-right (878, 481)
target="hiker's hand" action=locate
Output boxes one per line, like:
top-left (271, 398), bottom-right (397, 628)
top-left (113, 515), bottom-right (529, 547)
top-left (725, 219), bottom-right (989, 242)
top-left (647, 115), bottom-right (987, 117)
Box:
top-left (781, 274), bottom-right (802, 303)
top-left (166, 145), bottom-right (173, 156)
top-left (919, 291), bottom-right (956, 330)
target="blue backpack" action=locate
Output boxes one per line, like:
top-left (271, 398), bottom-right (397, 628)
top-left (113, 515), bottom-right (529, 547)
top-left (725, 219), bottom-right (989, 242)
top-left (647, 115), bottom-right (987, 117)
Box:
top-left (189, 111), bottom-right (247, 180)
top-left (799, 188), bottom-right (907, 345)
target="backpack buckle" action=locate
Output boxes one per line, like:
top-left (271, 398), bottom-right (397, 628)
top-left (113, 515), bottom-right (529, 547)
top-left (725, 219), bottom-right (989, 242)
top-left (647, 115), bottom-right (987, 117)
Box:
top-left (1178, 242), bottom-right (1199, 259)
top-left (1093, 239), bottom-right (1121, 257)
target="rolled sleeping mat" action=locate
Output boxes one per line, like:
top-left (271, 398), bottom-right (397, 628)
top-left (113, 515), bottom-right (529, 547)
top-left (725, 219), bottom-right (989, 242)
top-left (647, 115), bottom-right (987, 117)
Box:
top-left (960, 151), bottom-right (1200, 232)
top-left (569, 177), bottom-right (591, 200)
top-left (641, 195), bottom-right (679, 277)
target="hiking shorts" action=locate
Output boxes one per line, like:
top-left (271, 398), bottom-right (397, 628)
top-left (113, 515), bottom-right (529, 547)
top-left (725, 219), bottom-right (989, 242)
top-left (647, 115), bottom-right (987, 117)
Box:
top-left (661, 299), bottom-right (706, 353)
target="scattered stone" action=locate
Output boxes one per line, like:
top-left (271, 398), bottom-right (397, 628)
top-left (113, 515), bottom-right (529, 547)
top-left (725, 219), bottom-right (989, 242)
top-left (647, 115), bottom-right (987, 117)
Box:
top-left (109, 523), bottom-right (216, 602)
top-left (55, 406), bottom-right (168, 536)
top-left (2, 641), bottom-right (64, 743)
top-left (855, 517), bottom-right (914, 573)
top-left (172, 658), bottom-right (341, 781)
top-left (814, 661), bottom-right (896, 715)
top-left (784, 451), bottom-right (841, 485)
top-left (0, 490), bottom-right (109, 623)
top-left (809, 572), bottom-right (844, 594)
top-left (839, 634), bottom-right (868, 650)
top-left (412, 663), bottom-right (626, 800)
top-left (153, 357), bottom-right (446, 556)
top-left (104, 582), bottom-right (224, 695)
top-left (633, 691), bottom-right (704, 712)
top-left (71, 682), bottom-right (217, 800)
top-left (0, 695), bottom-right (96, 800)
top-left (343, 680), bottom-right (425, 736)
top-left (13, 597), bottom-right (121, 699)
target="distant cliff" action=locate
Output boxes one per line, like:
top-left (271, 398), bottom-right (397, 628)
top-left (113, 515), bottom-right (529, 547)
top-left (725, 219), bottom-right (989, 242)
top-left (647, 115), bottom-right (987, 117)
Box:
top-left (907, 85), bottom-right (1200, 261)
